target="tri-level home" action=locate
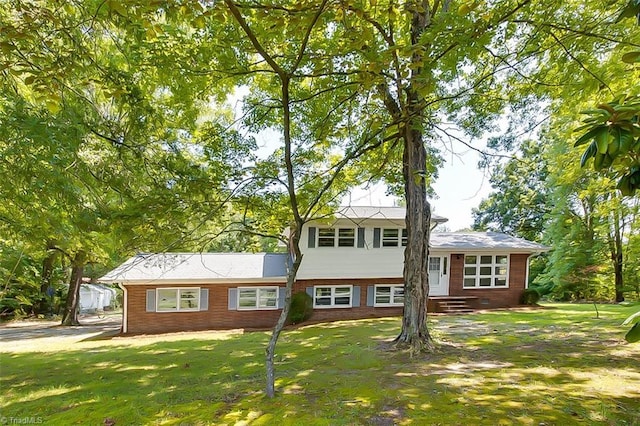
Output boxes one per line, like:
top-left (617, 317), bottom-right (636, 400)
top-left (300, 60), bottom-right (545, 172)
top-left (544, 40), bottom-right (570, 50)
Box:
top-left (100, 206), bottom-right (547, 334)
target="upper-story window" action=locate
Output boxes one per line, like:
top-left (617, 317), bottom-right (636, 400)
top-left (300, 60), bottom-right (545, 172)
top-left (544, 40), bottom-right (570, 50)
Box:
top-left (318, 227), bottom-right (355, 247)
top-left (381, 228), bottom-right (408, 247)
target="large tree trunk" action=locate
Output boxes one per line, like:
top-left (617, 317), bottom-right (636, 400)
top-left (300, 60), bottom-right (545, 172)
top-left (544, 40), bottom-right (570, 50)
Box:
top-left (393, 0), bottom-right (435, 353)
top-left (61, 250), bottom-right (86, 326)
top-left (394, 127), bottom-right (434, 353)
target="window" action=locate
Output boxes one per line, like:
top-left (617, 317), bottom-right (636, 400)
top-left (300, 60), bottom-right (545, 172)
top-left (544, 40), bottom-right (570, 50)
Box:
top-left (317, 228), bottom-right (355, 247)
top-left (428, 257), bottom-right (441, 272)
top-left (383, 229), bottom-right (399, 247)
top-left (156, 288), bottom-right (200, 312)
top-left (338, 228), bottom-right (355, 247)
top-left (313, 285), bottom-right (352, 308)
top-left (318, 228), bottom-right (336, 247)
top-left (381, 228), bottom-right (407, 247)
top-left (374, 285), bottom-right (404, 306)
top-left (237, 287), bottom-right (278, 310)
top-left (463, 255), bottom-right (509, 288)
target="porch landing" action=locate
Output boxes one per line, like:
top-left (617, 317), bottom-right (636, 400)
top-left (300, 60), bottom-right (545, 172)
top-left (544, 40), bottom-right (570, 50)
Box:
top-left (428, 296), bottom-right (478, 314)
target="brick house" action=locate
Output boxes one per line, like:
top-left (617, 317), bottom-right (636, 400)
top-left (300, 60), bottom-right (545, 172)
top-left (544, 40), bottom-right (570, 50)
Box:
top-left (100, 206), bottom-right (548, 334)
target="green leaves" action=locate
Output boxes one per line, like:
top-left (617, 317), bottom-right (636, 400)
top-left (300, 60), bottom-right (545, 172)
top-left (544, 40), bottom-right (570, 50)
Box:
top-left (623, 310), bottom-right (640, 343)
top-left (574, 96), bottom-right (640, 196)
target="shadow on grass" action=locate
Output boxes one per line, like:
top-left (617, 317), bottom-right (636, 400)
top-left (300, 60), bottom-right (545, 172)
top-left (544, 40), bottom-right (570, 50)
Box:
top-left (1, 307), bottom-right (639, 425)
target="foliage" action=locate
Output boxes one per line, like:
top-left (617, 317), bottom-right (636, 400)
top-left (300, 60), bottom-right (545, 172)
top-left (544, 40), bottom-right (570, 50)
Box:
top-left (473, 139), bottom-right (550, 242)
top-left (623, 308), bottom-right (640, 342)
top-left (286, 291), bottom-right (313, 325)
top-left (520, 288), bottom-right (541, 305)
top-left (1, 303), bottom-right (639, 424)
top-left (0, 1), bottom-right (255, 320)
top-left (574, 95), bottom-right (640, 196)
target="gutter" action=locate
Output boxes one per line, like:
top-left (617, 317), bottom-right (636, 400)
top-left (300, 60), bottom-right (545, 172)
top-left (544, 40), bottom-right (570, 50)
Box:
top-left (118, 282), bottom-right (127, 334)
top-left (525, 254), bottom-right (532, 289)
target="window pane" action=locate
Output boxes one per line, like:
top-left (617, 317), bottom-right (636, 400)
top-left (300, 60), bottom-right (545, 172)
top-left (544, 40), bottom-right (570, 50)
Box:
top-left (464, 267), bottom-right (476, 276)
top-left (180, 289), bottom-right (199, 310)
top-left (239, 297), bottom-right (257, 308)
top-left (480, 256), bottom-right (493, 264)
top-left (392, 286), bottom-right (405, 304)
top-left (334, 287), bottom-right (351, 295)
top-left (376, 286), bottom-right (391, 304)
top-left (319, 228), bottom-right (335, 237)
top-left (428, 257), bottom-right (440, 271)
top-left (315, 297), bottom-right (331, 305)
top-left (463, 278), bottom-right (476, 287)
top-left (316, 287), bottom-right (331, 297)
top-left (495, 278), bottom-right (507, 286)
top-left (465, 255), bottom-right (477, 265)
top-left (258, 288), bottom-right (277, 308)
top-left (383, 229), bottom-right (398, 238)
top-left (157, 289), bottom-right (177, 311)
top-left (376, 287), bottom-right (391, 296)
top-left (496, 255), bottom-right (508, 264)
top-left (401, 229), bottom-right (408, 246)
top-left (239, 288), bottom-right (257, 308)
top-left (495, 266), bottom-right (507, 276)
top-left (334, 296), bottom-right (351, 305)
top-left (261, 288), bottom-right (277, 298)
top-left (479, 278), bottom-right (491, 286)
top-left (382, 229), bottom-right (399, 247)
top-left (318, 228), bottom-right (335, 247)
top-left (338, 228), bottom-right (355, 247)
top-left (260, 297), bottom-right (277, 308)
top-left (480, 267), bottom-right (492, 276)
top-left (239, 289), bottom-right (256, 298)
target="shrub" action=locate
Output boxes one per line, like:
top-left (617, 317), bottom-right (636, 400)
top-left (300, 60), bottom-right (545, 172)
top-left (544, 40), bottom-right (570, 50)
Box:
top-left (520, 288), bottom-right (541, 305)
top-left (287, 291), bottom-right (313, 324)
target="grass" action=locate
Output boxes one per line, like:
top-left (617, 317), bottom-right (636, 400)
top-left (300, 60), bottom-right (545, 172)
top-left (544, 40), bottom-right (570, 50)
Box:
top-left (1, 303), bottom-right (639, 425)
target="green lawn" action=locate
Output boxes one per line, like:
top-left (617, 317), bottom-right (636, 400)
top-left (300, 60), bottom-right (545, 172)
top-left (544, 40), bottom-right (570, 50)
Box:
top-left (1, 303), bottom-right (639, 425)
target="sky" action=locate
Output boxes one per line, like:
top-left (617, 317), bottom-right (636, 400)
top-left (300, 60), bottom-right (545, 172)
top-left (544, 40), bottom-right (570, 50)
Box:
top-left (231, 88), bottom-right (496, 231)
top-left (343, 150), bottom-right (493, 232)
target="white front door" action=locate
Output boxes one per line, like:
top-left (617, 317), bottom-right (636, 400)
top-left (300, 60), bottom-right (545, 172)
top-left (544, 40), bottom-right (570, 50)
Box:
top-left (428, 255), bottom-right (450, 296)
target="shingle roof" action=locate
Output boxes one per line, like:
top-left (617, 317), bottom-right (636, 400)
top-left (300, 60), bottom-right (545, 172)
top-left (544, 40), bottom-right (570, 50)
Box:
top-left (431, 232), bottom-right (548, 251)
top-left (335, 206), bottom-right (448, 224)
top-left (99, 252), bottom-right (289, 284)
top-left (101, 233), bottom-right (547, 284)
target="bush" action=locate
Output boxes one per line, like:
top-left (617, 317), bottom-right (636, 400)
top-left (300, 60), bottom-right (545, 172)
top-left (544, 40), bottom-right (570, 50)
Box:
top-left (287, 291), bottom-right (313, 324)
top-left (520, 288), bottom-right (541, 305)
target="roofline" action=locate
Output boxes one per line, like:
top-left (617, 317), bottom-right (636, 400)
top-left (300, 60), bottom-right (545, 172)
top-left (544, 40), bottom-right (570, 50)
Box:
top-left (431, 247), bottom-right (549, 253)
top-left (106, 277), bottom-right (288, 286)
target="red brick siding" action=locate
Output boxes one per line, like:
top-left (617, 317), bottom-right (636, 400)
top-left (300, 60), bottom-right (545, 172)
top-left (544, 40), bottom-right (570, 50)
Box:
top-left (294, 278), bottom-right (404, 323)
top-left (125, 283), bottom-right (285, 334)
top-left (125, 255), bottom-right (531, 334)
top-left (449, 253), bottom-right (529, 309)
top-left (125, 278), bottom-right (404, 334)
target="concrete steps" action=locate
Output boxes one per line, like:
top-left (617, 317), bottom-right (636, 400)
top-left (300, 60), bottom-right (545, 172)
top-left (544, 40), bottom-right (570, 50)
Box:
top-left (430, 297), bottom-right (477, 314)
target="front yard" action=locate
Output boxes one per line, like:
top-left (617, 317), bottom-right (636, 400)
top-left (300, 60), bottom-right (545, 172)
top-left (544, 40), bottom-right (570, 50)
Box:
top-left (1, 303), bottom-right (639, 425)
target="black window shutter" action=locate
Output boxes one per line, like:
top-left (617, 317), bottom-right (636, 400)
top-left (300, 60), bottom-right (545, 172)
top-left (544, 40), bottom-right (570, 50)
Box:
top-left (357, 227), bottom-right (365, 248)
top-left (308, 227), bottom-right (316, 248)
